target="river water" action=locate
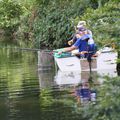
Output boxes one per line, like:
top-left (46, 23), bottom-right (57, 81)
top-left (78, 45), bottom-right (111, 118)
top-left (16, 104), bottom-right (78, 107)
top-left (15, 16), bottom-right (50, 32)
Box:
top-left (0, 47), bottom-right (117, 120)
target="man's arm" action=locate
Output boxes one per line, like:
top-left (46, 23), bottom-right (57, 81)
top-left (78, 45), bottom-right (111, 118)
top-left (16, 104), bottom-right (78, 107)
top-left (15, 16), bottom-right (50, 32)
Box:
top-left (58, 46), bottom-right (77, 54)
top-left (63, 46), bottom-right (77, 52)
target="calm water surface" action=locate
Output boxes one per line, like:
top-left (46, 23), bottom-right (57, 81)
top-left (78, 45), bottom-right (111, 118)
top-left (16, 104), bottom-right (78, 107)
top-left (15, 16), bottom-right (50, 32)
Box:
top-left (0, 47), bottom-right (117, 120)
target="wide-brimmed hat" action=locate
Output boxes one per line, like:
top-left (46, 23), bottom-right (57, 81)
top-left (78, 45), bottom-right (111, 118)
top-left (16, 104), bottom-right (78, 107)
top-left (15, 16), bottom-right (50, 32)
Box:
top-left (77, 21), bottom-right (86, 28)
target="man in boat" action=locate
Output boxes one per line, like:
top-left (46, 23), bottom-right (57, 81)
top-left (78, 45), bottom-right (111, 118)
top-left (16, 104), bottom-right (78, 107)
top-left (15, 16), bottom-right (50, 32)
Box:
top-left (58, 27), bottom-right (96, 59)
top-left (68, 21), bottom-right (93, 46)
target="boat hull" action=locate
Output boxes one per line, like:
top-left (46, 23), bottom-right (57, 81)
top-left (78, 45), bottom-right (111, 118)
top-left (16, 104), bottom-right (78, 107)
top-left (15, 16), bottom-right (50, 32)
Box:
top-left (54, 52), bottom-right (117, 74)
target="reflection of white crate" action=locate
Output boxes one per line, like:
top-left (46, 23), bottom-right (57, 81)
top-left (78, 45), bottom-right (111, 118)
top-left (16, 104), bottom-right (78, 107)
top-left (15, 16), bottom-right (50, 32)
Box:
top-left (54, 70), bottom-right (81, 85)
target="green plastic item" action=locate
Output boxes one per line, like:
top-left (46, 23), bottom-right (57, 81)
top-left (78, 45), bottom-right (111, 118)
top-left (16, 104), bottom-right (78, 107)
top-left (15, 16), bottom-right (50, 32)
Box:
top-left (53, 48), bottom-right (72, 58)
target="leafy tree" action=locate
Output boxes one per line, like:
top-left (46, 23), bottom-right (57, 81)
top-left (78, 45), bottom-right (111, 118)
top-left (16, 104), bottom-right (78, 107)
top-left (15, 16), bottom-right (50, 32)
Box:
top-left (80, 1), bottom-right (120, 47)
top-left (32, 0), bottom-right (96, 49)
top-left (0, 0), bottom-right (23, 36)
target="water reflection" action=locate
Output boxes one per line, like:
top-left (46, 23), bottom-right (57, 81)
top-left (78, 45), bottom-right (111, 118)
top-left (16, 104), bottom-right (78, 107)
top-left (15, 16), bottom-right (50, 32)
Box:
top-left (71, 81), bottom-right (97, 105)
top-left (38, 69), bottom-right (100, 120)
top-left (0, 47), bottom-right (40, 120)
top-left (38, 70), bottom-right (55, 88)
top-left (0, 46), bottom-right (118, 120)
top-left (54, 70), bottom-right (100, 86)
top-left (38, 57), bottom-right (117, 110)
top-left (54, 70), bottom-right (98, 105)
top-left (54, 70), bottom-right (81, 85)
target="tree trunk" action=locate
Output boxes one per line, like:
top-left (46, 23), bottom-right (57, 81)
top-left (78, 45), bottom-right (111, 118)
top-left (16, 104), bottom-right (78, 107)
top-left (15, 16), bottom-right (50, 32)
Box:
top-left (98, 0), bottom-right (102, 8)
top-left (117, 51), bottom-right (120, 76)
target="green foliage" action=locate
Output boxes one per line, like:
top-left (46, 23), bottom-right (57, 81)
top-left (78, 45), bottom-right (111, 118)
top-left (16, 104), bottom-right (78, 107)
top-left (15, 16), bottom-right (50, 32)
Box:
top-left (31, 0), bottom-right (120, 49)
top-left (0, 0), bottom-right (23, 36)
top-left (33, 0), bottom-right (94, 49)
top-left (80, 1), bottom-right (120, 48)
top-left (1, 0), bottom-right (120, 50)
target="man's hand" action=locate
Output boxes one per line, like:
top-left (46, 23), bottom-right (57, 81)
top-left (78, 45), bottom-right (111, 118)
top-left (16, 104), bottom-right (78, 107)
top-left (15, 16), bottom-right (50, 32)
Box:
top-left (58, 51), bottom-right (63, 55)
top-left (80, 51), bottom-right (88, 54)
top-left (68, 40), bottom-right (73, 46)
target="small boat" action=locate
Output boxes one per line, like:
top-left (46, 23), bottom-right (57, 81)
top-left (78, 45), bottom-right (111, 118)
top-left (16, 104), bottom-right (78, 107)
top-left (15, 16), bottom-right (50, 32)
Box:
top-left (53, 48), bottom-right (117, 76)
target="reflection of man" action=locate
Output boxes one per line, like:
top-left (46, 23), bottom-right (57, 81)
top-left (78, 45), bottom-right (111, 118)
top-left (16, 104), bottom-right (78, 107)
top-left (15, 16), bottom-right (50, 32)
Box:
top-left (76, 82), bottom-right (91, 104)
top-left (73, 82), bottom-right (96, 105)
